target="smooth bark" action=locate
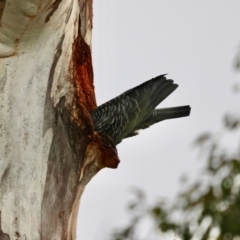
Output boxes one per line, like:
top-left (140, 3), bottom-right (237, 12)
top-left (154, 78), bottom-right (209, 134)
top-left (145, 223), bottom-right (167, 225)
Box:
top-left (0, 0), bottom-right (103, 239)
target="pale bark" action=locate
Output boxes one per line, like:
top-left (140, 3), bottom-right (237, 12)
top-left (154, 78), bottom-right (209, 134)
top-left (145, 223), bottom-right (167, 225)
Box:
top-left (0, 0), bottom-right (102, 239)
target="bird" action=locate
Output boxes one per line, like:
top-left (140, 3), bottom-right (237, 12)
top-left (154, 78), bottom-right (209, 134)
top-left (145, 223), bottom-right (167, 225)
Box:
top-left (91, 74), bottom-right (191, 146)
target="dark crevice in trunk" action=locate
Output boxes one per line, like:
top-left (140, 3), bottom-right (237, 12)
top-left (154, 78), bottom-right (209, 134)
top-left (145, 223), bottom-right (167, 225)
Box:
top-left (0, 211), bottom-right (10, 240)
top-left (45, 0), bottom-right (63, 23)
top-left (0, 0), bottom-right (6, 22)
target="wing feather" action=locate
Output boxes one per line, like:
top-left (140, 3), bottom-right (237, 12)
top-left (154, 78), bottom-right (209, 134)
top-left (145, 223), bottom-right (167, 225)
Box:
top-left (91, 75), bottom-right (180, 144)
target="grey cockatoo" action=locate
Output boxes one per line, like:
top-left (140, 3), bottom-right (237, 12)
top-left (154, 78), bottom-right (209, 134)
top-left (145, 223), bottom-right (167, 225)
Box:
top-left (91, 75), bottom-right (190, 145)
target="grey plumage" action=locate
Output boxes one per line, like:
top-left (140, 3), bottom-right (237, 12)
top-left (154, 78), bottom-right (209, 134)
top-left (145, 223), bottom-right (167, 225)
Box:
top-left (91, 75), bottom-right (191, 145)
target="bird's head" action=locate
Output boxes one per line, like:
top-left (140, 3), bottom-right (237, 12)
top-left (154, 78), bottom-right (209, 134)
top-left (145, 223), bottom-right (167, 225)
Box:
top-left (96, 133), bottom-right (120, 169)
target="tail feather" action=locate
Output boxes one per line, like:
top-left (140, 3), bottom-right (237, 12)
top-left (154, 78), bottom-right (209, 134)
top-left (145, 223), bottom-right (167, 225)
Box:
top-left (140, 105), bottom-right (191, 129)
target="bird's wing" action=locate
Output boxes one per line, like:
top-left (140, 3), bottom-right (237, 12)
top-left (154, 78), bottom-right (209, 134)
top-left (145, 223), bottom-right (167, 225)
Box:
top-left (91, 95), bottom-right (141, 144)
top-left (91, 75), bottom-right (178, 144)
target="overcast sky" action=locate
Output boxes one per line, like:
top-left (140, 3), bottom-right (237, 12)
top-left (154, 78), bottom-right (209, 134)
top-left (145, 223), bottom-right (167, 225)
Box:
top-left (77, 1), bottom-right (240, 239)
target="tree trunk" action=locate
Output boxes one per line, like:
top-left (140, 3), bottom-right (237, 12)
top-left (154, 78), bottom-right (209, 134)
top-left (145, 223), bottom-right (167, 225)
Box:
top-left (0, 0), bottom-right (106, 239)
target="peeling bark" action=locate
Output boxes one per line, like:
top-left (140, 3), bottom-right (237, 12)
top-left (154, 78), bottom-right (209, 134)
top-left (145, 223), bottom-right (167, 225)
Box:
top-left (0, 0), bottom-right (106, 239)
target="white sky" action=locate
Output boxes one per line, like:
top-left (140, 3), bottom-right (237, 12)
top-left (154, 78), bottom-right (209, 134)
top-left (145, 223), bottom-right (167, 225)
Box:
top-left (77, 1), bottom-right (240, 239)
